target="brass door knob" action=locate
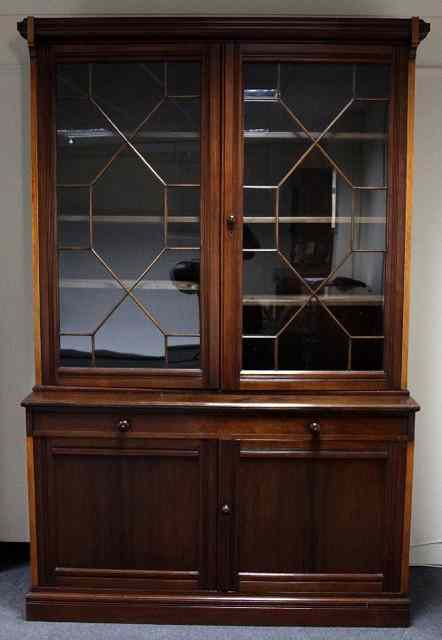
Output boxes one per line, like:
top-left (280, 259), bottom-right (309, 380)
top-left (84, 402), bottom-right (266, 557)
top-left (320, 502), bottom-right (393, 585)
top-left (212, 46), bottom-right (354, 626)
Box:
top-left (221, 504), bottom-right (232, 515)
top-left (308, 421), bottom-right (321, 435)
top-left (117, 418), bottom-right (131, 433)
top-left (226, 214), bottom-right (236, 229)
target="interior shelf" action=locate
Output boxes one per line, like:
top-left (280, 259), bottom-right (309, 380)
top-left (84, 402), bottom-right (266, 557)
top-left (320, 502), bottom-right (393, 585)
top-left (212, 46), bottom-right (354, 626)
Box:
top-left (59, 278), bottom-right (199, 292)
top-left (244, 131), bottom-right (387, 141)
top-left (59, 215), bottom-right (199, 224)
top-left (59, 215), bottom-right (384, 225)
top-left (243, 294), bottom-right (384, 306)
top-left (57, 130), bottom-right (386, 143)
top-left (244, 216), bottom-right (386, 224)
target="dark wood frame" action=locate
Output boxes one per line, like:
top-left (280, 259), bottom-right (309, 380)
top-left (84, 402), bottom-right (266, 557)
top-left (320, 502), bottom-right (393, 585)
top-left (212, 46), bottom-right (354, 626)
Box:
top-left (221, 42), bottom-right (412, 392)
top-left (33, 39), bottom-right (222, 390)
top-left (22, 15), bottom-right (427, 392)
top-left (18, 15), bottom-right (429, 628)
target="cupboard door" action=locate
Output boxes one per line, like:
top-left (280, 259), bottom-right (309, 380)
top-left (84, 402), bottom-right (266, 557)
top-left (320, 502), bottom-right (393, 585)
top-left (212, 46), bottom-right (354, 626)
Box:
top-left (43, 43), bottom-right (221, 388)
top-left (38, 437), bottom-right (217, 591)
top-left (220, 438), bottom-right (405, 594)
top-left (221, 44), bottom-right (407, 392)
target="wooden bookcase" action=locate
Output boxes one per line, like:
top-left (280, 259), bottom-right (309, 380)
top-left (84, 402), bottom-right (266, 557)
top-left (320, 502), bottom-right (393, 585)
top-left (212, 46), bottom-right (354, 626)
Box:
top-left (18, 15), bottom-right (429, 626)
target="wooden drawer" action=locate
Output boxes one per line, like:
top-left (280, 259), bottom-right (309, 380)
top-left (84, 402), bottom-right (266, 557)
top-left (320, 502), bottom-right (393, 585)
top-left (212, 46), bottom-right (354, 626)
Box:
top-left (30, 409), bottom-right (412, 442)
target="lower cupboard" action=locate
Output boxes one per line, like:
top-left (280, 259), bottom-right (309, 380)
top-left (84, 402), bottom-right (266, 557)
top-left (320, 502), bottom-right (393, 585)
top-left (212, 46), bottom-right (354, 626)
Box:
top-left (27, 409), bottom-right (412, 626)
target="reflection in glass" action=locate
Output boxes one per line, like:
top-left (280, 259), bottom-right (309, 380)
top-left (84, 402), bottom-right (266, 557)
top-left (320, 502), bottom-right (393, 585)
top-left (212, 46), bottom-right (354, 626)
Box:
top-left (355, 65), bottom-right (390, 99)
top-left (134, 250), bottom-right (200, 335)
top-left (243, 338), bottom-right (275, 370)
top-left (167, 336), bottom-right (200, 368)
top-left (352, 338), bottom-right (384, 370)
top-left (278, 302), bottom-right (349, 371)
top-left (56, 61), bottom-right (202, 370)
top-left (58, 187), bottom-right (90, 249)
top-left (59, 251), bottom-right (125, 335)
top-left (242, 61), bottom-right (389, 372)
top-left (60, 335), bottom-right (92, 367)
top-left (94, 298), bottom-right (165, 368)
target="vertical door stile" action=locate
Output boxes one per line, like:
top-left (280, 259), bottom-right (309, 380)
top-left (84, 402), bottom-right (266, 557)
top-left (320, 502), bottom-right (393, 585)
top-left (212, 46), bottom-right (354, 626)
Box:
top-left (220, 43), bottom-right (243, 390)
top-left (201, 43), bottom-right (222, 388)
top-left (217, 439), bottom-right (239, 592)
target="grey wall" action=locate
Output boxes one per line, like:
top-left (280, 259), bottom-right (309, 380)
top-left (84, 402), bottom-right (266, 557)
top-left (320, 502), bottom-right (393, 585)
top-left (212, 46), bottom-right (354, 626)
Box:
top-left (0, 1), bottom-right (441, 566)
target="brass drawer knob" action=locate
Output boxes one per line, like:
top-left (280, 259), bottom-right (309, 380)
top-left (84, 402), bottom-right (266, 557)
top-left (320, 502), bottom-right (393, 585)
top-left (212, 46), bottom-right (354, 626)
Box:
top-left (308, 421), bottom-right (321, 435)
top-left (221, 504), bottom-right (232, 515)
top-left (117, 418), bottom-right (131, 433)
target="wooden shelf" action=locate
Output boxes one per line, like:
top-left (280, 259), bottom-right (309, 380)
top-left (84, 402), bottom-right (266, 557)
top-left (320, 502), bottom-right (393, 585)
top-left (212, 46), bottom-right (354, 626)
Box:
top-left (60, 215), bottom-right (199, 224)
top-left (244, 131), bottom-right (386, 141)
top-left (243, 294), bottom-right (383, 306)
top-left (57, 130), bottom-right (385, 143)
top-left (59, 215), bottom-right (384, 225)
top-left (244, 216), bottom-right (385, 224)
top-left (57, 130), bottom-right (200, 143)
top-left (59, 278), bottom-right (199, 292)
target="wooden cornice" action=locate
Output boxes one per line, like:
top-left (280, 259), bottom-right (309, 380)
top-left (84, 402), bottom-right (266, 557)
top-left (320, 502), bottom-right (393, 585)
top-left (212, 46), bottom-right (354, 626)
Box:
top-left (17, 15), bottom-right (430, 47)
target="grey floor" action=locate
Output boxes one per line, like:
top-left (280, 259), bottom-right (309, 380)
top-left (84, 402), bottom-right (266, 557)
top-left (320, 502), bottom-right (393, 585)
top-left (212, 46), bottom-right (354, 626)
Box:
top-left (0, 565), bottom-right (441, 640)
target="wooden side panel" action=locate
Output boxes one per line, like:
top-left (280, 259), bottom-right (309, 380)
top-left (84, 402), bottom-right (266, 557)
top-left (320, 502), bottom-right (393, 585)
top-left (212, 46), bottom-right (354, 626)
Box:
top-left (401, 56), bottom-right (417, 388)
top-left (26, 433), bottom-right (39, 585)
top-left (29, 32), bottom-right (42, 384)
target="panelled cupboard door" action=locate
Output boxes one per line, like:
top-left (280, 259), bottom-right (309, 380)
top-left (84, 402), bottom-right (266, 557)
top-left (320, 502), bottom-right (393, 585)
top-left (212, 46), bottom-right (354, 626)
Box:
top-left (219, 439), bottom-right (406, 595)
top-left (37, 437), bottom-right (217, 591)
top-left (221, 43), bottom-right (409, 392)
top-left (41, 42), bottom-right (221, 389)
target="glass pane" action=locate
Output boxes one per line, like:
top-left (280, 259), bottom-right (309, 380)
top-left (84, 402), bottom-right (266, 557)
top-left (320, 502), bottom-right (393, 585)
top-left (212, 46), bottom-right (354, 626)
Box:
top-left (280, 64), bottom-right (353, 132)
top-left (60, 335), bottom-right (92, 367)
top-left (244, 100), bottom-right (311, 186)
top-left (56, 103), bottom-right (120, 185)
top-left (168, 186), bottom-right (200, 218)
top-left (94, 297), bottom-right (165, 368)
top-left (167, 336), bottom-right (200, 368)
top-left (244, 188), bottom-right (276, 218)
top-left (57, 64), bottom-right (89, 100)
top-left (59, 250), bottom-right (125, 334)
top-left (242, 61), bottom-right (389, 373)
top-left (278, 301), bottom-right (349, 370)
top-left (134, 250), bottom-right (200, 334)
top-left (278, 154), bottom-right (353, 281)
top-left (56, 61), bottom-right (202, 370)
top-left (323, 102), bottom-right (388, 188)
top-left (356, 64), bottom-right (390, 99)
top-left (243, 304), bottom-right (300, 337)
top-left (243, 338), bottom-right (275, 370)
top-left (92, 150), bottom-right (164, 280)
top-left (353, 190), bottom-right (387, 251)
top-left (91, 62), bottom-right (164, 132)
top-left (243, 252), bottom-right (310, 301)
top-left (352, 338), bottom-right (384, 370)
top-left (134, 98), bottom-right (200, 184)
top-left (167, 62), bottom-right (201, 96)
top-left (58, 187), bottom-right (90, 249)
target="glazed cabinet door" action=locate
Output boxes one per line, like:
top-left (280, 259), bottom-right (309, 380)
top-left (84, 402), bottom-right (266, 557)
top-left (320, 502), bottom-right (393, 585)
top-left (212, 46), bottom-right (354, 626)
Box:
top-left (222, 44), bottom-right (409, 391)
top-left (36, 436), bottom-right (217, 591)
top-left (219, 437), bottom-right (406, 594)
top-left (38, 42), bottom-right (221, 389)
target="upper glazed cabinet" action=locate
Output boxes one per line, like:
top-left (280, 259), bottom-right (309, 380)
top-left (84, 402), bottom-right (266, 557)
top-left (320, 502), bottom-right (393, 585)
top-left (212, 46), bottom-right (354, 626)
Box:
top-left (20, 16), bottom-right (429, 391)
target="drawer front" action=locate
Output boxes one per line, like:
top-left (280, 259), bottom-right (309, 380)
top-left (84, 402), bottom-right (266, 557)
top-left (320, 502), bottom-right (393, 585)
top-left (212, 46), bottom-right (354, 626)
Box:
top-left (31, 410), bottom-right (411, 442)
